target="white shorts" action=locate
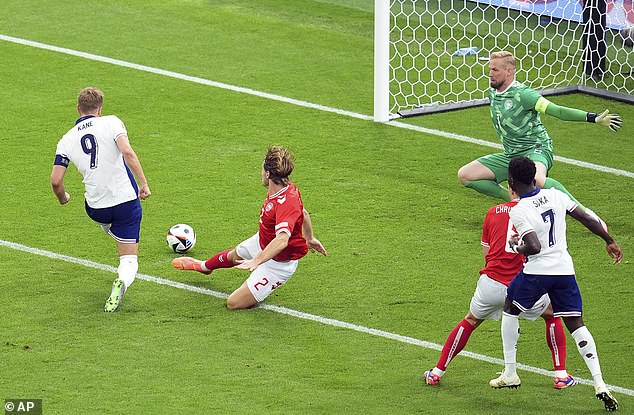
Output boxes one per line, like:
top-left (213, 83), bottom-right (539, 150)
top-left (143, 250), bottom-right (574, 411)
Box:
top-left (469, 274), bottom-right (550, 321)
top-left (236, 233), bottom-right (298, 303)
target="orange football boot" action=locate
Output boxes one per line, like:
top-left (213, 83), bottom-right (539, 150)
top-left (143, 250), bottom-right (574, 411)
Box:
top-left (172, 257), bottom-right (212, 275)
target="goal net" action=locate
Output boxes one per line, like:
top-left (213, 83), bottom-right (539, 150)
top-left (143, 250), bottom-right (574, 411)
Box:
top-left (374, 0), bottom-right (634, 121)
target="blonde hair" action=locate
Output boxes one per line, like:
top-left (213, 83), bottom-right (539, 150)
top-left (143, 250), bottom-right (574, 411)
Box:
top-left (489, 51), bottom-right (516, 69)
top-left (77, 87), bottom-right (104, 114)
top-left (264, 145), bottom-right (294, 185)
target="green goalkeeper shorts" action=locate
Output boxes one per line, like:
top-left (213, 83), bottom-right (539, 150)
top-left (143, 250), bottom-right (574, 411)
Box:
top-left (477, 146), bottom-right (553, 183)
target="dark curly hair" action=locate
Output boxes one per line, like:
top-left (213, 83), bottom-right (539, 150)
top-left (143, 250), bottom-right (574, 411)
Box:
top-left (508, 156), bottom-right (536, 186)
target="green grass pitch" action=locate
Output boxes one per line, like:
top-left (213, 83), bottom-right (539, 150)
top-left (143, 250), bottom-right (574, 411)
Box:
top-left (0, 1), bottom-right (632, 414)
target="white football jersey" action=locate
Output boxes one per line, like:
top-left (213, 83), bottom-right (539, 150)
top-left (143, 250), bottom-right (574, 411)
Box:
top-left (509, 188), bottom-right (577, 275)
top-left (55, 115), bottom-right (138, 209)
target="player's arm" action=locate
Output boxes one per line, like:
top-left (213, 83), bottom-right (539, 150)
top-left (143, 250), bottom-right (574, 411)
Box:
top-left (508, 207), bottom-right (540, 255)
top-left (534, 97), bottom-right (622, 132)
top-left (568, 208), bottom-right (623, 264)
top-left (509, 231), bottom-right (541, 256)
top-left (51, 160), bottom-right (70, 205)
top-left (116, 135), bottom-right (151, 200)
top-left (235, 232), bottom-right (290, 271)
top-left (302, 208), bottom-right (327, 256)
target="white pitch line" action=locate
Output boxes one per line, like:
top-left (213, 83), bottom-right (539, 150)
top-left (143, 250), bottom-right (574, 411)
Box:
top-left (1, 33), bottom-right (632, 179)
top-left (1, 238), bottom-right (632, 397)
top-left (0, 34), bottom-right (372, 122)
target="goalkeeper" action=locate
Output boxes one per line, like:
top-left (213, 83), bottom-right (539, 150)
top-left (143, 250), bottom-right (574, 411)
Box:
top-left (458, 51), bottom-right (622, 213)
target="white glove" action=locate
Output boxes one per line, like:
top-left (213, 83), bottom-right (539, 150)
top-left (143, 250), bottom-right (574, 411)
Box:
top-left (592, 109), bottom-right (623, 132)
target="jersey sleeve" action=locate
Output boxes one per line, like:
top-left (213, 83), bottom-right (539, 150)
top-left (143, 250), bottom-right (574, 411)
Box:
top-left (54, 139), bottom-right (70, 168)
top-left (540, 100), bottom-right (588, 121)
top-left (509, 205), bottom-right (534, 240)
top-left (110, 115), bottom-right (128, 142)
top-left (518, 87), bottom-right (541, 111)
top-left (274, 198), bottom-right (302, 236)
top-left (557, 190), bottom-right (578, 213)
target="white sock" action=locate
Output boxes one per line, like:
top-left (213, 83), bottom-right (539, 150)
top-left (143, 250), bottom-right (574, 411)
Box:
top-left (431, 367), bottom-right (445, 377)
top-left (118, 255), bottom-right (138, 289)
top-left (571, 326), bottom-right (605, 388)
top-left (501, 313), bottom-right (520, 377)
top-left (554, 370), bottom-right (568, 378)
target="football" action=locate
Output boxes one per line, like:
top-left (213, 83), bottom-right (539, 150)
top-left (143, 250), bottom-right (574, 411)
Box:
top-left (166, 224), bottom-right (196, 253)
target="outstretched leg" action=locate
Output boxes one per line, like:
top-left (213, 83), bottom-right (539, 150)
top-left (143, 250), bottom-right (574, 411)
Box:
top-left (458, 159), bottom-right (510, 201)
top-left (172, 249), bottom-right (240, 275)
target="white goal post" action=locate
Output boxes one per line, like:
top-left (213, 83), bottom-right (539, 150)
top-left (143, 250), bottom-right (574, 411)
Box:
top-left (374, 0), bottom-right (634, 121)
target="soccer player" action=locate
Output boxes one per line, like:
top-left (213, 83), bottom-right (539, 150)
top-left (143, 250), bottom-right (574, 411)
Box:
top-left (457, 51), bottom-right (622, 214)
top-left (172, 145), bottom-right (327, 310)
top-left (423, 196), bottom-right (574, 389)
top-left (51, 87), bottom-right (151, 312)
top-left (492, 156), bottom-right (622, 412)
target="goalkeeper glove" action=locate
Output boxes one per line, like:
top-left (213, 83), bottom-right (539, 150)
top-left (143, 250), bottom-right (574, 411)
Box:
top-left (587, 109), bottom-right (623, 132)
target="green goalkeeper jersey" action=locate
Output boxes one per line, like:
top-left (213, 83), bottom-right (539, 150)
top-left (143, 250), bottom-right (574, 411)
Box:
top-left (488, 80), bottom-right (553, 156)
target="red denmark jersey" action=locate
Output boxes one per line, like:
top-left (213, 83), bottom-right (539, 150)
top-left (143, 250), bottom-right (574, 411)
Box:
top-left (258, 182), bottom-right (308, 262)
top-left (480, 200), bottom-right (524, 286)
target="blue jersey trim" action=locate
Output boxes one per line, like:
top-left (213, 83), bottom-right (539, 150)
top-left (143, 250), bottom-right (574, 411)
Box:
top-left (123, 160), bottom-right (139, 195)
top-left (75, 115), bottom-right (95, 125)
top-left (54, 154), bottom-right (70, 167)
top-left (521, 188), bottom-right (540, 198)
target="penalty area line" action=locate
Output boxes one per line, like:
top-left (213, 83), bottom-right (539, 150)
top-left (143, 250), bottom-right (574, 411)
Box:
top-left (0, 33), bottom-right (632, 179)
top-left (1, 238), bottom-right (633, 397)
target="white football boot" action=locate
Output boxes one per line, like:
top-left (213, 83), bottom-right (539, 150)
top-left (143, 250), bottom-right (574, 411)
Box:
top-left (489, 372), bottom-right (521, 389)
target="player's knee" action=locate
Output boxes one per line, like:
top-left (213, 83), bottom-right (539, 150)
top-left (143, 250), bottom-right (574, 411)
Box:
top-left (464, 313), bottom-right (481, 327)
top-left (534, 175), bottom-right (547, 188)
top-left (226, 293), bottom-right (246, 310)
top-left (226, 297), bottom-right (242, 310)
top-left (533, 163), bottom-right (547, 187)
top-left (540, 304), bottom-right (555, 319)
top-left (563, 316), bottom-right (584, 333)
top-left (226, 289), bottom-right (257, 310)
top-left (457, 166), bottom-right (471, 185)
top-left (503, 298), bottom-right (521, 315)
top-left (226, 249), bottom-right (240, 264)
top-left (226, 298), bottom-right (256, 310)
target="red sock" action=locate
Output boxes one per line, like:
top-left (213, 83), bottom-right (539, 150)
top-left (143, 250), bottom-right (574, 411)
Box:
top-left (204, 249), bottom-right (234, 271)
top-left (545, 317), bottom-right (567, 371)
top-left (436, 319), bottom-right (475, 371)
